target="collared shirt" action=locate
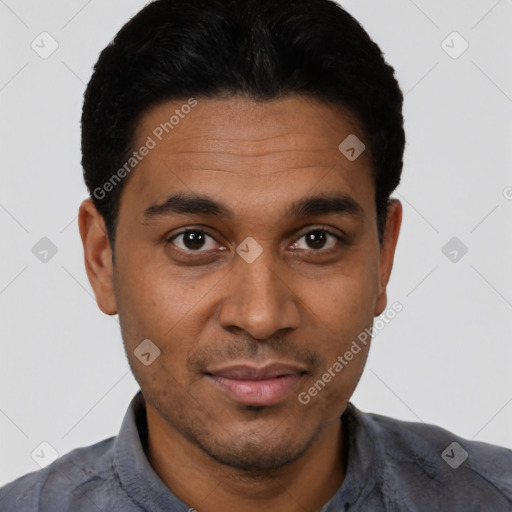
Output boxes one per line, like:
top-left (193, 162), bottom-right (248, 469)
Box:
top-left (1, 391), bottom-right (512, 511)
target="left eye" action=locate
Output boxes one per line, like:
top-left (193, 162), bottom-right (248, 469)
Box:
top-left (291, 230), bottom-right (342, 251)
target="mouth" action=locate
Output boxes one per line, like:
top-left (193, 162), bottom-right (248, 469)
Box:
top-left (204, 362), bottom-right (307, 406)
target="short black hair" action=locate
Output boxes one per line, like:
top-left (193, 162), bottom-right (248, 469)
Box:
top-left (81, 0), bottom-right (405, 247)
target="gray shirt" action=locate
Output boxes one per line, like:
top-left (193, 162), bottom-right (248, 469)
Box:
top-left (1, 391), bottom-right (512, 511)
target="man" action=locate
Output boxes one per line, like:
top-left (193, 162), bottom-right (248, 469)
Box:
top-left (1, 0), bottom-right (511, 510)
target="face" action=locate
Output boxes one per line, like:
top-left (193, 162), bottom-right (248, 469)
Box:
top-left (80, 95), bottom-right (401, 472)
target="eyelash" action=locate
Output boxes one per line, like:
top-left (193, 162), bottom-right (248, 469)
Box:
top-left (166, 227), bottom-right (347, 257)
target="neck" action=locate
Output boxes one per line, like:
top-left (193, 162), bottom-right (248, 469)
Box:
top-left (146, 410), bottom-right (346, 512)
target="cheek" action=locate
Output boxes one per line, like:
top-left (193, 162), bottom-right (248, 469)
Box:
top-left (114, 256), bottom-right (220, 381)
top-left (299, 348), bottom-right (370, 421)
top-left (300, 253), bottom-right (378, 392)
top-left (308, 255), bottom-right (379, 330)
top-left (115, 253), bottom-right (205, 331)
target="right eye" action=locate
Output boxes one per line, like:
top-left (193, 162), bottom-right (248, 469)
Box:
top-left (167, 230), bottom-right (221, 253)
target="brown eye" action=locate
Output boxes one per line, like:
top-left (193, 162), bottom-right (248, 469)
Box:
top-left (292, 229), bottom-right (342, 251)
top-left (169, 230), bottom-right (218, 252)
top-left (305, 231), bottom-right (328, 249)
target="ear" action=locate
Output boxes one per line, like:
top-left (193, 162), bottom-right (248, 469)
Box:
top-left (78, 199), bottom-right (118, 315)
top-left (374, 199), bottom-right (402, 317)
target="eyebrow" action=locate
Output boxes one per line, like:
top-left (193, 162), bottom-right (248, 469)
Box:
top-left (142, 192), bottom-right (364, 222)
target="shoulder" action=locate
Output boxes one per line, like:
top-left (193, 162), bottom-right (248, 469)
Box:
top-left (348, 404), bottom-right (512, 509)
top-left (0, 437), bottom-right (118, 512)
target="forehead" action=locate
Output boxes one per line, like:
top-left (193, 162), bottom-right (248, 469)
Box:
top-left (121, 95), bottom-right (375, 218)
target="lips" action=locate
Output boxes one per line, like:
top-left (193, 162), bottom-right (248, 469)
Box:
top-left (205, 362), bottom-right (307, 406)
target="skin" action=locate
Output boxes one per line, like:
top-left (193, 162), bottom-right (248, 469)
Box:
top-left (79, 95), bottom-right (402, 512)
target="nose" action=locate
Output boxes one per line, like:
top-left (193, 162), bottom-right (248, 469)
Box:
top-left (218, 250), bottom-right (301, 340)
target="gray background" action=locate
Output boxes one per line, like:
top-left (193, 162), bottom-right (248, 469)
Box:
top-left (1, 0), bottom-right (511, 485)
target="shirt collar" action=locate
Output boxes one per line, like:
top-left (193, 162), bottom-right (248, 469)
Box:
top-left (113, 391), bottom-right (190, 511)
top-left (322, 401), bottom-right (382, 509)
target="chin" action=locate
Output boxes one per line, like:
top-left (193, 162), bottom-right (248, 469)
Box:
top-left (185, 419), bottom-right (322, 473)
